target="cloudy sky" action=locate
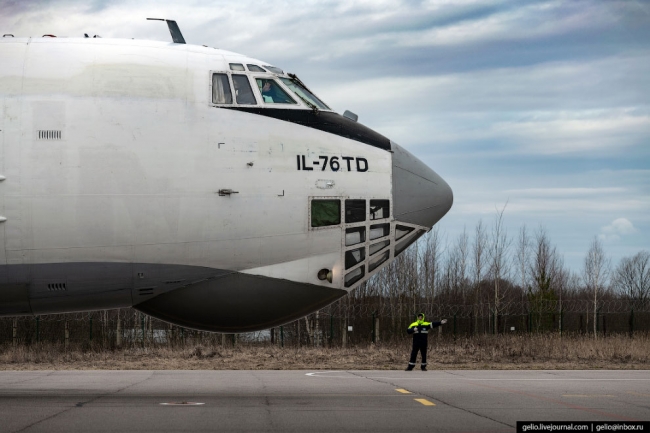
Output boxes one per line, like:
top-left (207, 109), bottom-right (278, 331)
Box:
top-left (2, 0), bottom-right (649, 272)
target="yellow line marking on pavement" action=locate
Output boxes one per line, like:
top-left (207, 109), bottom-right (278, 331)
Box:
top-left (627, 391), bottom-right (650, 397)
top-left (414, 398), bottom-right (435, 406)
top-left (395, 389), bottom-right (412, 394)
top-left (562, 395), bottom-right (615, 398)
top-left (267, 394), bottom-right (411, 397)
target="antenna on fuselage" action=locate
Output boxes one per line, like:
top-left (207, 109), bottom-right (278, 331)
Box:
top-left (146, 18), bottom-right (186, 44)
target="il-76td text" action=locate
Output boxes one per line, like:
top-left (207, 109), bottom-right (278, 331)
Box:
top-left (297, 155), bottom-right (368, 172)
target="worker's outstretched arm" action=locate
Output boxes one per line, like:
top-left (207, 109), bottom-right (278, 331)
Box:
top-left (429, 319), bottom-right (448, 329)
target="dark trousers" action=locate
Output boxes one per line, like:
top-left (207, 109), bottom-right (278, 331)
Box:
top-left (408, 342), bottom-right (427, 366)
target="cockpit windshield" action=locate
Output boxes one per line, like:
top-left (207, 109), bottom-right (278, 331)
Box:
top-left (256, 78), bottom-right (297, 104)
top-left (280, 77), bottom-right (330, 110)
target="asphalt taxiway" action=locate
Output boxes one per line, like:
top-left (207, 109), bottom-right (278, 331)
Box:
top-left (0, 370), bottom-right (648, 432)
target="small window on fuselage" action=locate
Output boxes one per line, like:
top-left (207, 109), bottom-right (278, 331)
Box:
top-left (232, 74), bottom-right (256, 105)
top-left (229, 63), bottom-right (245, 71)
top-left (263, 65), bottom-right (284, 74)
top-left (345, 227), bottom-right (366, 246)
top-left (256, 78), bottom-right (297, 104)
top-left (370, 200), bottom-right (390, 220)
top-left (247, 64), bottom-right (266, 72)
top-left (311, 200), bottom-right (341, 227)
top-left (345, 200), bottom-right (366, 224)
top-left (212, 73), bottom-right (233, 104)
top-left (345, 247), bottom-right (366, 270)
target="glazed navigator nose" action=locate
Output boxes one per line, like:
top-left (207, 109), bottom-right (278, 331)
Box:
top-left (391, 142), bottom-right (453, 228)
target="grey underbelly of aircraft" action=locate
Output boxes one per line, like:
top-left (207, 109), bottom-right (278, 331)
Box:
top-left (0, 263), bottom-right (346, 332)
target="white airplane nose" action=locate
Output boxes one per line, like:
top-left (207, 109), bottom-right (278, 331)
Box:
top-left (391, 142), bottom-right (453, 228)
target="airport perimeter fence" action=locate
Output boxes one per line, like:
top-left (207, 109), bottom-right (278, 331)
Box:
top-left (1, 299), bottom-right (649, 350)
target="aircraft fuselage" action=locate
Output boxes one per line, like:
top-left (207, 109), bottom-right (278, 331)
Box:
top-left (0, 37), bottom-right (452, 332)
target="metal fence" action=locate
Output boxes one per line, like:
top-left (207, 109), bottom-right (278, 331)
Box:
top-left (1, 299), bottom-right (648, 349)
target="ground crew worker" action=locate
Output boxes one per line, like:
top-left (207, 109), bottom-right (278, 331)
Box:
top-left (405, 313), bottom-right (447, 371)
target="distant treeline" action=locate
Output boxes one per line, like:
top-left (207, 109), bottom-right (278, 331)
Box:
top-left (1, 214), bottom-right (649, 349)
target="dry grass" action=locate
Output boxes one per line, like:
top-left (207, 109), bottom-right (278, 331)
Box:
top-left (0, 334), bottom-right (648, 370)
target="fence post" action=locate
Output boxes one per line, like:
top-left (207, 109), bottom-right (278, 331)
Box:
top-left (372, 311), bottom-right (376, 344)
top-left (329, 314), bottom-right (333, 347)
top-left (150, 317), bottom-right (154, 345)
top-left (36, 316), bottom-right (40, 344)
top-left (280, 325), bottom-right (284, 348)
top-left (296, 320), bottom-right (301, 347)
top-left (596, 307), bottom-right (601, 335)
top-left (12, 318), bottom-right (17, 348)
top-left (578, 314), bottom-right (582, 334)
top-left (603, 314), bottom-right (607, 337)
top-left (375, 316), bottom-right (380, 343)
top-left (342, 320), bottom-right (347, 348)
top-left (453, 313), bottom-right (457, 339)
top-left (65, 320), bottom-right (69, 350)
top-left (141, 313), bottom-right (145, 349)
top-left (528, 312), bottom-right (532, 333)
top-left (560, 309), bottom-right (563, 337)
top-left (89, 314), bottom-right (93, 342)
top-left (116, 310), bottom-right (122, 348)
top-left (469, 312), bottom-right (473, 336)
top-left (629, 308), bottom-right (634, 338)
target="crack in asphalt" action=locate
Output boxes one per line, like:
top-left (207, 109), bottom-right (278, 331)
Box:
top-left (0, 371), bottom-right (56, 386)
top-left (251, 371), bottom-right (277, 433)
top-left (11, 371), bottom-right (156, 433)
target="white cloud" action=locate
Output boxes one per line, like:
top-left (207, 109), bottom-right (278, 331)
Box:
top-left (599, 218), bottom-right (638, 242)
top-left (456, 200), bottom-right (646, 216)
top-left (504, 188), bottom-right (626, 197)
top-left (396, 0), bottom-right (618, 49)
top-left (491, 111), bottom-right (650, 155)
top-left (1, 0), bottom-right (648, 272)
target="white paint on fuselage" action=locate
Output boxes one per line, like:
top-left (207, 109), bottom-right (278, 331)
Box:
top-left (0, 37), bottom-right (394, 291)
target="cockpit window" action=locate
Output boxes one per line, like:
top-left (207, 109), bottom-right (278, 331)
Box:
top-left (229, 63), bottom-right (245, 71)
top-left (280, 77), bottom-right (330, 110)
top-left (232, 74), bottom-right (256, 105)
top-left (256, 79), bottom-right (297, 104)
top-left (212, 73), bottom-right (233, 104)
top-left (263, 65), bottom-right (284, 74)
top-left (247, 64), bottom-right (266, 72)
top-left (311, 200), bottom-right (340, 227)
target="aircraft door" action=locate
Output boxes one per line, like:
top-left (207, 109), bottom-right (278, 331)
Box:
top-left (0, 102), bottom-right (5, 265)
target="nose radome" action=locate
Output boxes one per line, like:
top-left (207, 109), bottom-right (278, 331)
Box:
top-left (391, 142), bottom-right (453, 228)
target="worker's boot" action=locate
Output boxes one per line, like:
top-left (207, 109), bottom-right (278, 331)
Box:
top-left (421, 365), bottom-right (427, 371)
top-left (405, 363), bottom-right (415, 371)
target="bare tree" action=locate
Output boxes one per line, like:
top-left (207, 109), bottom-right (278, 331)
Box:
top-left (472, 219), bottom-right (488, 333)
top-left (528, 227), bottom-right (562, 331)
top-left (515, 225), bottom-right (531, 302)
top-left (456, 227), bottom-right (470, 301)
top-left (582, 237), bottom-right (611, 339)
top-left (614, 250), bottom-right (650, 307)
top-left (440, 228), bottom-right (470, 303)
top-left (555, 260), bottom-right (570, 333)
top-left (420, 228), bottom-right (442, 302)
top-left (489, 203), bottom-right (511, 332)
